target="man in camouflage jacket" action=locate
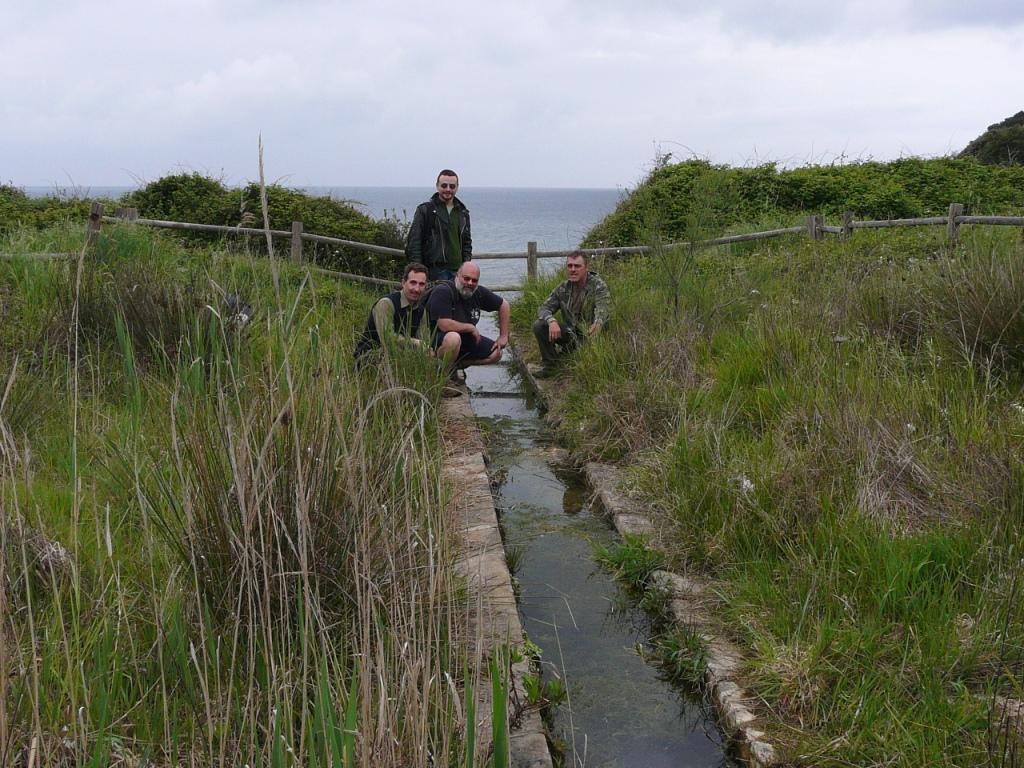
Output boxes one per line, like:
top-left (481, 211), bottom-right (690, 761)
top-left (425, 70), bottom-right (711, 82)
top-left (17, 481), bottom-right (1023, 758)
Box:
top-left (532, 250), bottom-right (610, 377)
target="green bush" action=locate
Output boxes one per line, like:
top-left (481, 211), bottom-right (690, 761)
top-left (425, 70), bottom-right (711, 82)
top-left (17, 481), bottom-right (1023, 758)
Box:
top-left (2, 175), bottom-right (407, 279)
top-left (0, 184), bottom-right (99, 234)
top-left (959, 110), bottom-right (1024, 165)
top-left (125, 173), bottom-right (236, 226)
top-left (123, 173), bottom-right (406, 278)
top-left (585, 158), bottom-right (1024, 247)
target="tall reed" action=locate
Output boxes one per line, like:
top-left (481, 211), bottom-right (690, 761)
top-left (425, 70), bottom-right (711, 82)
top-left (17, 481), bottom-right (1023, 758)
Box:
top-left (1, 223), bottom-right (487, 766)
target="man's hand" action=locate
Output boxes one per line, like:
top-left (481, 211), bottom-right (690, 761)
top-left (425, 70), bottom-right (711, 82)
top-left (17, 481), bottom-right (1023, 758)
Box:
top-left (494, 334), bottom-right (509, 353)
top-left (548, 321), bottom-right (562, 342)
top-left (469, 324), bottom-right (481, 342)
top-left (587, 321), bottom-right (602, 338)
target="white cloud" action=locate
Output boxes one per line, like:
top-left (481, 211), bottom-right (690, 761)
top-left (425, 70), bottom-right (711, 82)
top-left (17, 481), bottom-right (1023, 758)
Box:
top-left (2, 0), bottom-right (1022, 187)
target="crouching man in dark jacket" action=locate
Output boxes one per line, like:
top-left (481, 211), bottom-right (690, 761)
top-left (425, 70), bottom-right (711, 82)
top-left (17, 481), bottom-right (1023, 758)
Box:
top-left (532, 250), bottom-right (610, 378)
top-left (427, 262), bottom-right (509, 372)
top-left (405, 169), bottom-right (472, 282)
top-left (354, 262), bottom-right (430, 363)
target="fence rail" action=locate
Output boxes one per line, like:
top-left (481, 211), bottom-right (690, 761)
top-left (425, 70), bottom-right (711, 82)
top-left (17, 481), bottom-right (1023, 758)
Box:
top-left (0, 252), bottom-right (77, 261)
top-left (3, 202), bottom-right (1023, 289)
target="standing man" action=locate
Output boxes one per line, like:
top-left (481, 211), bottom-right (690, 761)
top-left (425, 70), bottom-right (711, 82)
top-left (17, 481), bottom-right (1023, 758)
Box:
top-left (532, 250), bottom-right (611, 378)
top-left (354, 262), bottom-right (430, 362)
top-left (406, 169), bottom-right (472, 282)
top-left (427, 262), bottom-right (509, 371)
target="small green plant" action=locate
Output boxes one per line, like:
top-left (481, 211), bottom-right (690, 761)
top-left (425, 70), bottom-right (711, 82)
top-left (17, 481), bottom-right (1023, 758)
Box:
top-left (638, 581), bottom-right (672, 618)
top-left (520, 674), bottom-right (568, 713)
top-left (521, 673), bottom-right (542, 704)
top-left (504, 542), bottom-right (525, 576)
top-left (542, 677), bottom-right (567, 708)
top-left (594, 534), bottom-right (665, 591)
top-left (490, 647), bottom-right (510, 768)
top-left (654, 627), bottom-right (709, 689)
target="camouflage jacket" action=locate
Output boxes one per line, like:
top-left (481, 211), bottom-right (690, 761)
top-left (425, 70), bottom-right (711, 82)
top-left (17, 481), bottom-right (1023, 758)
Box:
top-left (536, 270), bottom-right (610, 333)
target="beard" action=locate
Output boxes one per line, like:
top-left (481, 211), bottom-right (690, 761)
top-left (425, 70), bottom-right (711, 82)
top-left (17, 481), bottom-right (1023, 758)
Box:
top-left (455, 279), bottom-right (477, 299)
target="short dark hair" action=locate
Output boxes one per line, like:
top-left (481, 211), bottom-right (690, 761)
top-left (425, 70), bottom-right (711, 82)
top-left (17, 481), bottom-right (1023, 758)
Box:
top-left (566, 249), bottom-right (589, 263)
top-left (402, 262), bottom-right (428, 281)
top-left (436, 169), bottom-right (458, 184)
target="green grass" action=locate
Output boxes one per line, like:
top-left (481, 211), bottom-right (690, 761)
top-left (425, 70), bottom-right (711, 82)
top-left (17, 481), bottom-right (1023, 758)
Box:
top-left (515, 225), bottom-right (1024, 766)
top-left (1, 223), bottom-right (494, 766)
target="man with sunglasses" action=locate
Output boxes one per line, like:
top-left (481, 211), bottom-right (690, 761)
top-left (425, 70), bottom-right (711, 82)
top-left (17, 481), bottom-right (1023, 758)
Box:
top-left (532, 250), bottom-right (610, 378)
top-left (405, 169), bottom-right (473, 282)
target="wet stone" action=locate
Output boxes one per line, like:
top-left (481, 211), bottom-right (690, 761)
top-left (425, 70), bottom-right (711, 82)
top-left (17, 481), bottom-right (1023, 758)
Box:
top-left (650, 569), bottom-right (707, 598)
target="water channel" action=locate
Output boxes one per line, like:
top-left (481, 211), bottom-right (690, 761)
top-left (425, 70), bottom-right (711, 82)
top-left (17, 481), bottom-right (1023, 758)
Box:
top-left (466, 348), bottom-right (731, 768)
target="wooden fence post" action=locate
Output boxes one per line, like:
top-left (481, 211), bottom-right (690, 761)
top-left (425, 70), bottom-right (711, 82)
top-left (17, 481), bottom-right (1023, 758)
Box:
top-left (526, 241), bottom-right (537, 281)
top-left (805, 215), bottom-right (823, 241)
top-left (291, 221), bottom-right (303, 262)
top-left (127, 207), bottom-right (138, 221)
top-left (87, 202), bottom-right (104, 249)
top-left (947, 203), bottom-right (964, 244)
top-left (841, 211), bottom-right (854, 238)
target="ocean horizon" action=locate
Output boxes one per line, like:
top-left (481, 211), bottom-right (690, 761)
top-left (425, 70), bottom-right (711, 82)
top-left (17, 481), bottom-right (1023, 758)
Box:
top-left (21, 185), bottom-right (625, 257)
top-left (21, 185), bottom-right (626, 286)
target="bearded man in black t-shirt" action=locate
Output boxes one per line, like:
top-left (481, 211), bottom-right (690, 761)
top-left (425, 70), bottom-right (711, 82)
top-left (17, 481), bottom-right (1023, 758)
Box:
top-left (426, 261), bottom-right (510, 370)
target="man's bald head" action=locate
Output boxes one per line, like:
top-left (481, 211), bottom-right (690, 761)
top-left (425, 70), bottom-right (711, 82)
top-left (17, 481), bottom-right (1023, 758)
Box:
top-left (455, 261), bottom-right (480, 298)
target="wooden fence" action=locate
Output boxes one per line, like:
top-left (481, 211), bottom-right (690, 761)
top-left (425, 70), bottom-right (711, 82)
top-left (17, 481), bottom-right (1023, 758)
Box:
top-left (3, 202), bottom-right (1023, 291)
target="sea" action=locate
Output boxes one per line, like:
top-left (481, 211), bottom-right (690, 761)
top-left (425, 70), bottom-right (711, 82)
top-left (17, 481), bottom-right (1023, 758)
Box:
top-left (23, 185), bottom-right (624, 287)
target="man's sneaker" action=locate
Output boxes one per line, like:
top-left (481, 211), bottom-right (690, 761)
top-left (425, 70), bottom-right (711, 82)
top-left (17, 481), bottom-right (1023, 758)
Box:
top-left (534, 364), bottom-right (559, 380)
top-left (442, 379), bottom-right (469, 398)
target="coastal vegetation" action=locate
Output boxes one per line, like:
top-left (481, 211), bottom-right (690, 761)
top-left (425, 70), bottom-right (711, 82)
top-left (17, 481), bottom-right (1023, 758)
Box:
top-left (515, 163), bottom-right (1024, 764)
top-left (583, 156), bottom-right (1024, 248)
top-left (8, 154), bottom-right (1024, 764)
top-left (0, 174), bottom-right (407, 277)
top-left (0, 221), bottom-right (496, 765)
top-left (960, 111), bottom-right (1024, 166)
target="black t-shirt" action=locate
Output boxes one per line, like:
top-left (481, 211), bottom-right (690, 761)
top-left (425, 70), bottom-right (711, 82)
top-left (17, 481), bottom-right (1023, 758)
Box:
top-left (426, 282), bottom-right (503, 329)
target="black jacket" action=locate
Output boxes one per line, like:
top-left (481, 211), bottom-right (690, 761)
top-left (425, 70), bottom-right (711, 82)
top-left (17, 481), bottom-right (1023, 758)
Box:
top-left (405, 193), bottom-right (472, 271)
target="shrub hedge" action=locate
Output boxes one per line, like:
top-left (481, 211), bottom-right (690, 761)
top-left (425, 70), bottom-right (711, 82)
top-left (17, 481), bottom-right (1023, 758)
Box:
top-left (583, 157), bottom-right (1024, 248)
top-left (1, 174), bottom-right (408, 278)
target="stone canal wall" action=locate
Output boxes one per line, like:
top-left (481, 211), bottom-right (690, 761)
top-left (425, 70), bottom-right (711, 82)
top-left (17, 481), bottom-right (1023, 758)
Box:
top-left (440, 393), bottom-right (553, 768)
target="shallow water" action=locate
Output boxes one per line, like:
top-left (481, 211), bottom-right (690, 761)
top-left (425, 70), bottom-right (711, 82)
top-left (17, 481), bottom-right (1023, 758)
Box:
top-left (468, 359), bottom-right (730, 768)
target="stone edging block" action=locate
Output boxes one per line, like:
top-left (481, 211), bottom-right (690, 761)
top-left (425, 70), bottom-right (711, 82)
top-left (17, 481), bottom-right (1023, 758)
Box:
top-left (441, 393), bottom-right (554, 768)
top-left (583, 461), bottom-right (779, 767)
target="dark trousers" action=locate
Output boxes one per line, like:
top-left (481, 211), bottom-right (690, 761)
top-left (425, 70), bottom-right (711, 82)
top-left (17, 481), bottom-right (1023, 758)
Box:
top-left (428, 267), bottom-right (456, 282)
top-left (532, 318), bottom-right (580, 364)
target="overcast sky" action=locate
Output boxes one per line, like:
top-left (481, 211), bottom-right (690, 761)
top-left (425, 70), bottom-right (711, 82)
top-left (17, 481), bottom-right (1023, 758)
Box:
top-left (2, 0), bottom-right (1022, 189)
